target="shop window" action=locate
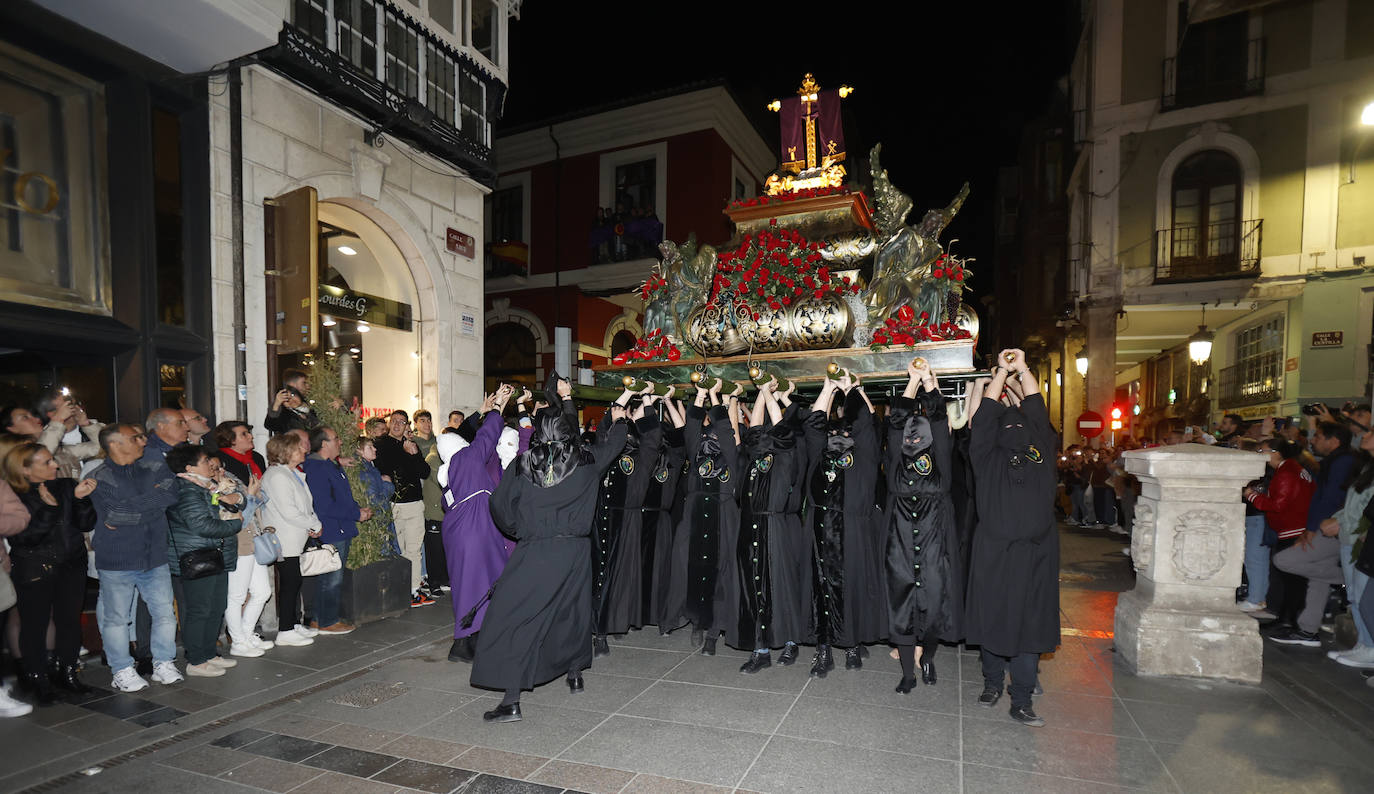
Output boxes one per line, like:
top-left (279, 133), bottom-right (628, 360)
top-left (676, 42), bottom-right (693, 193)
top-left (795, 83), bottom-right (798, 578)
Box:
top-left (336, 0), bottom-right (379, 78)
top-left (152, 107), bottom-right (185, 326)
top-left (1227, 315), bottom-right (1283, 405)
top-left (0, 44), bottom-right (108, 315)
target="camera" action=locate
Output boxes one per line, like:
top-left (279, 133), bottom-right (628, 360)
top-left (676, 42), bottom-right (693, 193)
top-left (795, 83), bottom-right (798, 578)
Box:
top-left (1301, 403), bottom-right (1333, 417)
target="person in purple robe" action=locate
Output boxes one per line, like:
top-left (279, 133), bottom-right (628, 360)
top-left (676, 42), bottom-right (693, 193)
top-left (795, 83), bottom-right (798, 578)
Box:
top-left (440, 384), bottom-right (517, 663)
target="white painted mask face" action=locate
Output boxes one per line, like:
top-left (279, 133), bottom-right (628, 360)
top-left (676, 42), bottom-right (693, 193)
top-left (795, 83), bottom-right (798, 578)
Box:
top-left (498, 427), bottom-right (520, 469)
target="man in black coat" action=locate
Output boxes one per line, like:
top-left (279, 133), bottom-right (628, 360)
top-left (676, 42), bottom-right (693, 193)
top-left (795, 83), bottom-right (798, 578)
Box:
top-left (964, 348), bottom-right (1060, 728)
top-left (375, 410), bottom-right (433, 607)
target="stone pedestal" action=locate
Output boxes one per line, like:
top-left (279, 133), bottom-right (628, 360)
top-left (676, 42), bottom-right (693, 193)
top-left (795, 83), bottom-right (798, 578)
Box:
top-left (1115, 445), bottom-right (1268, 683)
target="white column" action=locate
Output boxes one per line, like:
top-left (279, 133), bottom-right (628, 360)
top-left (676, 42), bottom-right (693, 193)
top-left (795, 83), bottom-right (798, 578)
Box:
top-left (1115, 445), bottom-right (1267, 683)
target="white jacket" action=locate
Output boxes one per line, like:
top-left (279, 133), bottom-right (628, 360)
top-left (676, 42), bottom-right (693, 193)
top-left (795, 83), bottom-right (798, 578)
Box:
top-left (259, 464), bottom-right (321, 557)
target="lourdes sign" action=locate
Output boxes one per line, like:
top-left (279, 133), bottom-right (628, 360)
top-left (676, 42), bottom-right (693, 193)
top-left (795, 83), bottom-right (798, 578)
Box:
top-left (591, 74), bottom-right (979, 395)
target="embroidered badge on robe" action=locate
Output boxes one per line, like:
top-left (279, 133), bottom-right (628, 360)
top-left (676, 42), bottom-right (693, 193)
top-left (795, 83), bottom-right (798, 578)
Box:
top-left (1025, 444), bottom-right (1043, 464)
top-left (698, 458), bottom-right (716, 479)
top-left (718, 467), bottom-right (731, 483)
top-left (913, 453), bottom-right (933, 476)
top-left (653, 467), bottom-right (670, 483)
top-left (618, 455), bottom-right (635, 475)
top-left (824, 469), bottom-right (837, 483)
top-left (836, 451), bottom-right (854, 469)
top-left (756, 453), bottom-right (773, 474)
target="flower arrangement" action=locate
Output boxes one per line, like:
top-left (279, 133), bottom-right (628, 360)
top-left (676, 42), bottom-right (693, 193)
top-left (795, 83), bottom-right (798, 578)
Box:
top-left (728, 185), bottom-right (850, 209)
top-left (869, 304), bottom-right (972, 350)
top-left (929, 253), bottom-right (972, 292)
top-left (706, 222), bottom-right (859, 320)
top-left (612, 328), bottom-right (681, 366)
top-left (639, 268), bottom-right (668, 301)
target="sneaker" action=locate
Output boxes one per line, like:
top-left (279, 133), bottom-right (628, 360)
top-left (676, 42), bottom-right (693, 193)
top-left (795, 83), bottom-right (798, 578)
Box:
top-left (317, 622), bottom-right (356, 636)
top-left (411, 591), bottom-right (435, 607)
top-left (1335, 646), bottom-right (1374, 669)
top-left (1268, 627), bottom-right (1321, 647)
top-left (229, 642), bottom-right (264, 658)
top-left (1249, 609), bottom-right (1277, 620)
top-left (206, 656), bottom-right (237, 669)
top-left (151, 661), bottom-right (184, 685)
top-left (186, 662), bottom-right (225, 677)
top-left (1236, 600), bottom-right (1266, 612)
top-left (1108, 524), bottom-right (1128, 535)
top-left (112, 666), bottom-right (150, 692)
top-left (295, 623), bottom-right (320, 638)
top-left (274, 629), bottom-right (314, 647)
top-left (248, 633), bottom-right (275, 650)
top-left (0, 684), bottom-right (34, 718)
top-left (977, 687), bottom-right (1002, 707)
top-left (1009, 704), bottom-right (1046, 727)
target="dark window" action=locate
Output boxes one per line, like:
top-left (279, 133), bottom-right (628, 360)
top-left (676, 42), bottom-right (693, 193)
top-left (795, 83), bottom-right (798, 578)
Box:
top-left (158, 361), bottom-right (187, 409)
top-left (611, 330), bottom-right (636, 358)
top-left (614, 159), bottom-right (656, 215)
top-left (429, 0), bottom-right (455, 32)
top-left (471, 0), bottom-right (496, 63)
top-left (426, 44), bottom-right (457, 125)
top-left (484, 322), bottom-right (535, 393)
top-left (459, 67), bottom-right (487, 146)
top-left (491, 186), bottom-right (521, 243)
top-left (291, 0), bottom-right (328, 45)
top-left (1174, 5), bottom-right (1251, 106)
top-left (1169, 150), bottom-right (1241, 270)
top-left (336, 0), bottom-right (379, 77)
top-left (384, 11), bottom-right (420, 99)
top-left (152, 107), bottom-right (185, 327)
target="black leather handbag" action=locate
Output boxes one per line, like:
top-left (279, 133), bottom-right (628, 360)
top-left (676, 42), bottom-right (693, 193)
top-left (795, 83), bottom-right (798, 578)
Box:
top-left (178, 545), bottom-right (225, 580)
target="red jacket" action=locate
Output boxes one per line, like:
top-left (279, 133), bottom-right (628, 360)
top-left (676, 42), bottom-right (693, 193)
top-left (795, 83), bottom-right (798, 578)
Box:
top-left (1246, 459), bottom-right (1314, 539)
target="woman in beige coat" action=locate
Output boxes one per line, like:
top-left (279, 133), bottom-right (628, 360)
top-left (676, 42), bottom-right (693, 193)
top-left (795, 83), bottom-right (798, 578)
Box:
top-left (259, 434), bottom-right (321, 647)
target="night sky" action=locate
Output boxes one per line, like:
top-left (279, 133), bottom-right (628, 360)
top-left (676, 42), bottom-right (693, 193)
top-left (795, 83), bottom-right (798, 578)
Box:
top-left (499, 1), bottom-right (1079, 278)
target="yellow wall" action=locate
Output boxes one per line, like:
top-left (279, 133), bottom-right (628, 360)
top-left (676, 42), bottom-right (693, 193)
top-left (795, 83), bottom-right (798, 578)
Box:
top-left (1348, 0), bottom-right (1374, 60)
top-left (1336, 95), bottom-right (1374, 250)
top-left (1121, 0), bottom-right (1166, 105)
top-left (1262, 1), bottom-right (1312, 77)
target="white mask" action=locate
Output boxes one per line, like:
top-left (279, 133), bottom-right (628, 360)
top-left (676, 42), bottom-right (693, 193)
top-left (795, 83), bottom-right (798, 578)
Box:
top-left (497, 427), bottom-right (520, 469)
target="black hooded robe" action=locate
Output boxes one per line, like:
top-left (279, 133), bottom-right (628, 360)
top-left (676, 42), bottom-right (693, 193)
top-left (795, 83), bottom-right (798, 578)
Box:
top-left (804, 390), bottom-right (887, 648)
top-left (963, 393), bottom-right (1060, 658)
top-left (471, 420), bottom-right (629, 693)
top-left (885, 388), bottom-right (964, 645)
top-left (596, 415), bottom-right (663, 635)
top-left (666, 404), bottom-right (739, 635)
top-left (728, 406), bottom-right (812, 650)
top-left (646, 424), bottom-right (686, 628)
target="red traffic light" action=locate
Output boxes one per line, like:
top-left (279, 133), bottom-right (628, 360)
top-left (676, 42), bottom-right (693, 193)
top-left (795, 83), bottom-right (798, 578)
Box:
top-left (1110, 406), bottom-right (1123, 420)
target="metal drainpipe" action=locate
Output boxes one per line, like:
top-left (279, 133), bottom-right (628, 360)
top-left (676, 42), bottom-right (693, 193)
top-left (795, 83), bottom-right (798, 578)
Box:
top-left (230, 66), bottom-right (247, 421)
top-left (549, 125), bottom-right (562, 335)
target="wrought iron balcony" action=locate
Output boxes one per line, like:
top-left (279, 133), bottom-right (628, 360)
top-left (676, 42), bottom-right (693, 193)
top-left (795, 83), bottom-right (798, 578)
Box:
top-left (1154, 218), bottom-right (1261, 283)
top-left (1217, 362), bottom-right (1281, 408)
top-left (1162, 37), bottom-right (1264, 111)
top-left (261, 0), bottom-right (504, 185)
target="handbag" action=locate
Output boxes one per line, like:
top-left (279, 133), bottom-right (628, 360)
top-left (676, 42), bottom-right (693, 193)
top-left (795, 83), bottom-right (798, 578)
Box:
top-left (253, 526), bottom-right (283, 565)
top-left (299, 540), bottom-right (341, 576)
top-left (178, 545), bottom-right (225, 580)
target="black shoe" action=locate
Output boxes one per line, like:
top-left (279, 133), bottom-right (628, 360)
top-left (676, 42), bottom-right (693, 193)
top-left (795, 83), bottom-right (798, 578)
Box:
top-left (448, 636), bottom-right (475, 663)
top-left (920, 657), bottom-right (937, 685)
top-left (50, 662), bottom-right (93, 695)
top-left (700, 637), bottom-right (717, 656)
top-left (483, 702), bottom-right (522, 723)
top-left (690, 628), bottom-right (704, 647)
top-left (593, 636), bottom-right (610, 658)
top-left (740, 651), bottom-right (772, 674)
top-left (778, 645), bottom-right (799, 666)
top-left (1267, 627), bottom-right (1321, 647)
top-left (1009, 704), bottom-right (1045, 727)
top-left (858, 645), bottom-right (870, 659)
top-left (809, 646), bottom-right (834, 678)
top-left (23, 672), bottom-right (55, 706)
top-left (844, 647), bottom-right (863, 670)
top-left (567, 674), bottom-right (584, 694)
top-left (895, 676), bottom-right (917, 694)
top-left (977, 686), bottom-right (1002, 708)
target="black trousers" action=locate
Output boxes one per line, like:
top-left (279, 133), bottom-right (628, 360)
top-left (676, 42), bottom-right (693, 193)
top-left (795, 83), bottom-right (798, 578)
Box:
top-left (14, 561), bottom-right (86, 674)
top-left (275, 557), bottom-right (303, 629)
top-left (981, 648), bottom-right (1040, 708)
top-left (424, 520), bottom-right (448, 587)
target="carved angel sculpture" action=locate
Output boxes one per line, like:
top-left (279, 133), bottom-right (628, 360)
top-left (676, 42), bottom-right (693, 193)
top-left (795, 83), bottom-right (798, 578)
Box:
top-left (648, 236), bottom-right (715, 347)
top-left (862, 142), bottom-right (970, 324)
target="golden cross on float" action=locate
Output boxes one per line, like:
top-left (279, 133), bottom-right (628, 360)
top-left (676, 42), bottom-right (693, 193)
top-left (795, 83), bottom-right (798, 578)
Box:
top-left (767, 73), bottom-right (853, 172)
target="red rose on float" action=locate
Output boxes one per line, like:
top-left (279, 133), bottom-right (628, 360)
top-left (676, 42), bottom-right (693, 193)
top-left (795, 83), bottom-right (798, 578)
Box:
top-left (666, 347), bottom-right (681, 361)
top-left (898, 305), bottom-right (915, 323)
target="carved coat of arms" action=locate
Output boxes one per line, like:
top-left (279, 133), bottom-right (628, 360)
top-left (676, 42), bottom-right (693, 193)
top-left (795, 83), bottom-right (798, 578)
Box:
top-left (1171, 509), bottom-right (1228, 581)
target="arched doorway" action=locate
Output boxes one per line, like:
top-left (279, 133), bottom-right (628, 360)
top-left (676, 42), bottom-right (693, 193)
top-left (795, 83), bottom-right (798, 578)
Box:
top-left (610, 330), bottom-right (636, 359)
top-left (485, 322), bottom-right (537, 393)
top-left (275, 201), bottom-right (422, 421)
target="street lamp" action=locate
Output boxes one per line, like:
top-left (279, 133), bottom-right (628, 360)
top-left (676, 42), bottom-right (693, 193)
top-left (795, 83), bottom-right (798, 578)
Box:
top-left (1055, 367), bottom-right (1063, 387)
top-left (1348, 100), bottom-right (1374, 182)
top-left (1363, 100), bottom-right (1374, 126)
top-left (1187, 303), bottom-right (1214, 365)
top-left (1075, 346), bottom-right (1089, 376)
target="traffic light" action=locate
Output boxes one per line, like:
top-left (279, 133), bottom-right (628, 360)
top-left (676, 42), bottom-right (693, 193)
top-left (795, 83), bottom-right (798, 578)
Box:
top-left (1110, 405), bottom-right (1124, 431)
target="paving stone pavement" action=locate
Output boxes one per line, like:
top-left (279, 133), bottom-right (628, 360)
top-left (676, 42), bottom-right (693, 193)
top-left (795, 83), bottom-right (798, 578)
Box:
top-left (3, 524), bottom-right (1374, 793)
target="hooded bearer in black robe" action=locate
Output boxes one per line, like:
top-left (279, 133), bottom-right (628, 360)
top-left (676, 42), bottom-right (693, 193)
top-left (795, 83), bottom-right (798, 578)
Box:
top-left (645, 395), bottom-right (688, 633)
top-left (964, 348), bottom-right (1060, 728)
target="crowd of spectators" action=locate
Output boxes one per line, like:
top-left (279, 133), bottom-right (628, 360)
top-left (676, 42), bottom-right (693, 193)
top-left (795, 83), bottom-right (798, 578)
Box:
top-left (590, 200), bottom-right (662, 264)
top-left (0, 368), bottom-right (471, 716)
top-left (1057, 403), bottom-right (1374, 679)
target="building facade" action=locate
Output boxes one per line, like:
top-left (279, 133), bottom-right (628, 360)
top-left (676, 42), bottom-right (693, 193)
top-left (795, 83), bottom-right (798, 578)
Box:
top-left (1068, 0), bottom-right (1374, 439)
top-left (482, 85), bottom-right (775, 394)
top-left (2, 0), bottom-right (518, 430)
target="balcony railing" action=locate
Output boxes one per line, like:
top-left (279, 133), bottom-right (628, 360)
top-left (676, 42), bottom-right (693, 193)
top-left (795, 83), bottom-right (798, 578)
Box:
top-left (1217, 361), bottom-right (1281, 408)
top-left (262, 0), bottom-right (504, 185)
top-left (1154, 218), bottom-right (1261, 283)
top-left (1162, 37), bottom-right (1265, 110)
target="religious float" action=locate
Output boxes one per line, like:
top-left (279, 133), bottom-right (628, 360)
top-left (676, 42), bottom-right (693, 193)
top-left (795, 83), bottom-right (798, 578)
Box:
top-left (588, 74), bottom-right (982, 398)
